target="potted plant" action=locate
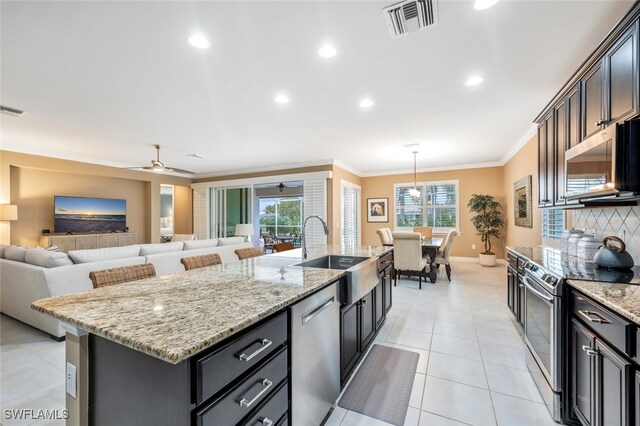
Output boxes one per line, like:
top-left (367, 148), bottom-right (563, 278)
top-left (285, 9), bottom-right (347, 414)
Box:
top-left (467, 194), bottom-right (504, 267)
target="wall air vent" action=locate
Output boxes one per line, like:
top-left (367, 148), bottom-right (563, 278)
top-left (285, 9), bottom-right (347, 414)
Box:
top-left (383, 0), bottom-right (438, 38)
top-left (0, 105), bottom-right (25, 117)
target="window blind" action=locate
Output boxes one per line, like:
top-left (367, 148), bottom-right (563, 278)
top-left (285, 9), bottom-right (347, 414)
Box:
top-left (193, 187), bottom-right (207, 240)
top-left (302, 178), bottom-right (328, 246)
top-left (341, 182), bottom-right (361, 249)
top-left (542, 209), bottom-right (564, 240)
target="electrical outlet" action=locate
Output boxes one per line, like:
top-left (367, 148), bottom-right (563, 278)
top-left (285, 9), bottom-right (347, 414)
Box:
top-left (66, 362), bottom-right (77, 399)
top-left (472, 244), bottom-right (476, 250)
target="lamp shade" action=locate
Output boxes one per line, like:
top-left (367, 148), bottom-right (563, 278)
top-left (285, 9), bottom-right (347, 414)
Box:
top-left (0, 205), bottom-right (18, 221)
top-left (234, 224), bottom-right (254, 236)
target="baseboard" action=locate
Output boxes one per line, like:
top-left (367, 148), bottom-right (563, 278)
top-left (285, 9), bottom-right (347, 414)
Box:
top-left (450, 256), bottom-right (507, 265)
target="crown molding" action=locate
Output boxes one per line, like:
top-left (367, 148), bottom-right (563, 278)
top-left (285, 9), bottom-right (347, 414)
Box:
top-left (500, 124), bottom-right (537, 164)
top-left (193, 159), bottom-right (336, 179)
top-left (332, 159), bottom-right (363, 176)
top-left (358, 160), bottom-right (504, 177)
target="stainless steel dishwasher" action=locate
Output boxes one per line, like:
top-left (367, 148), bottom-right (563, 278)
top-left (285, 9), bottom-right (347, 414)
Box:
top-left (291, 281), bottom-right (340, 426)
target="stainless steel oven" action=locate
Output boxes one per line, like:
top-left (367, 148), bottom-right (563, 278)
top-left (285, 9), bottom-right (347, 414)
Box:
top-left (522, 264), bottom-right (563, 423)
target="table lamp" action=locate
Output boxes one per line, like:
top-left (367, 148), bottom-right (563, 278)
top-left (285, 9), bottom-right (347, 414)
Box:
top-left (234, 224), bottom-right (254, 242)
top-left (0, 205), bottom-right (18, 221)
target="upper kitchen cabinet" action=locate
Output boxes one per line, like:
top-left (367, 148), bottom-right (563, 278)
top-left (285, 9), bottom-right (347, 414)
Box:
top-left (555, 100), bottom-right (567, 205)
top-left (567, 85), bottom-right (581, 150)
top-left (538, 111), bottom-right (555, 208)
top-left (581, 22), bottom-right (638, 141)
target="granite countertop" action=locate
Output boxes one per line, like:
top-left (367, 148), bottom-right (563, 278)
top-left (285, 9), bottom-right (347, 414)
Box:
top-left (567, 279), bottom-right (640, 325)
top-left (32, 245), bottom-right (391, 364)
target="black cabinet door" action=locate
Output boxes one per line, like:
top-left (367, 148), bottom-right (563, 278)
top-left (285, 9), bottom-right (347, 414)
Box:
top-left (507, 268), bottom-right (516, 315)
top-left (545, 112), bottom-right (555, 207)
top-left (383, 269), bottom-right (392, 314)
top-left (374, 278), bottom-right (384, 329)
top-left (605, 22), bottom-right (638, 125)
top-left (555, 100), bottom-right (567, 205)
top-left (571, 318), bottom-right (596, 426)
top-left (582, 62), bottom-right (605, 141)
top-left (517, 274), bottom-right (525, 330)
top-left (360, 291), bottom-right (376, 349)
top-left (635, 370), bottom-right (640, 426)
top-left (340, 303), bottom-right (360, 383)
top-left (537, 122), bottom-right (548, 207)
top-left (567, 84), bottom-right (581, 149)
top-left (595, 338), bottom-right (631, 426)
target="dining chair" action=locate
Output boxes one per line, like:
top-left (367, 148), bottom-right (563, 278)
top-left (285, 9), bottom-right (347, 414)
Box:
top-left (273, 242), bottom-right (295, 252)
top-left (261, 233), bottom-right (279, 254)
top-left (376, 228), bottom-right (393, 246)
top-left (413, 226), bottom-right (433, 238)
top-left (392, 232), bottom-right (428, 289)
top-left (180, 253), bottom-right (222, 271)
top-left (434, 230), bottom-right (458, 281)
top-left (89, 264), bottom-right (156, 289)
top-left (235, 247), bottom-right (264, 260)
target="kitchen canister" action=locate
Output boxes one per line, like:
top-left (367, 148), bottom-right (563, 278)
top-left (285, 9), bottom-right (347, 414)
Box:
top-left (568, 232), bottom-right (585, 257)
top-left (561, 228), bottom-right (584, 254)
top-left (577, 234), bottom-right (601, 261)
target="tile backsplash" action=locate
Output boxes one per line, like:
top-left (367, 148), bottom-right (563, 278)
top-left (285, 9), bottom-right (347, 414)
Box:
top-left (571, 207), bottom-right (640, 266)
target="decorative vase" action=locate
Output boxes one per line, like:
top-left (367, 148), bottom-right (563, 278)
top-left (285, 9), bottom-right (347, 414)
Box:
top-left (479, 253), bottom-right (497, 267)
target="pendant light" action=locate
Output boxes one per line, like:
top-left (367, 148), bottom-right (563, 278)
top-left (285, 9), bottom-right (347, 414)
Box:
top-left (409, 151), bottom-right (420, 199)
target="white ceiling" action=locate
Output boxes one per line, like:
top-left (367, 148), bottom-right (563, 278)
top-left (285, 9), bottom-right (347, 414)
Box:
top-left (0, 0), bottom-right (634, 177)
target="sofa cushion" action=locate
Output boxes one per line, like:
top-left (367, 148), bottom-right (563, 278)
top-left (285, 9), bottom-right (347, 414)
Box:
top-left (146, 242), bottom-right (253, 276)
top-left (68, 245), bottom-right (141, 264)
top-left (25, 249), bottom-right (74, 268)
top-left (4, 246), bottom-right (27, 262)
top-left (218, 237), bottom-right (246, 246)
top-left (139, 242), bottom-right (184, 256)
top-left (184, 239), bottom-right (219, 250)
top-left (0, 244), bottom-right (8, 259)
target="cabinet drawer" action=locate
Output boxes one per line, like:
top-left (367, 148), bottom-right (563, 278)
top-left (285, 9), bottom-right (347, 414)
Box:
top-left (194, 311), bottom-right (288, 405)
top-left (195, 347), bottom-right (288, 426)
top-left (571, 290), bottom-right (632, 356)
top-left (239, 380), bottom-right (288, 426)
top-left (378, 252), bottom-right (393, 273)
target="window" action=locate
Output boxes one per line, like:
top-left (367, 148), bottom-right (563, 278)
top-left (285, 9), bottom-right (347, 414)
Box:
top-left (395, 181), bottom-right (458, 232)
top-left (258, 197), bottom-right (303, 237)
top-left (542, 209), bottom-right (564, 240)
top-left (341, 181), bottom-right (361, 248)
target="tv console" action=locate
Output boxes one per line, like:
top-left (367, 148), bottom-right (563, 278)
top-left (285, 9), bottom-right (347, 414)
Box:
top-left (39, 232), bottom-right (137, 253)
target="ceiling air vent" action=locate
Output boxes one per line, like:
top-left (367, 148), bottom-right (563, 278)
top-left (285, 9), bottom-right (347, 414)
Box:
top-left (0, 105), bottom-right (25, 117)
top-left (383, 0), bottom-right (438, 38)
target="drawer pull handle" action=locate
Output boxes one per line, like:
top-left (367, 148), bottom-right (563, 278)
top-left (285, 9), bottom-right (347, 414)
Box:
top-left (380, 260), bottom-right (391, 265)
top-left (578, 310), bottom-right (611, 324)
top-left (239, 379), bottom-right (273, 408)
top-left (238, 339), bottom-right (273, 361)
top-left (261, 418), bottom-right (273, 426)
top-left (582, 345), bottom-right (598, 356)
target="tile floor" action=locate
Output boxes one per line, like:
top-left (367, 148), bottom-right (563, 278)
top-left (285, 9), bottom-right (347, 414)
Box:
top-left (0, 261), bottom-right (557, 426)
top-left (327, 261), bottom-right (558, 426)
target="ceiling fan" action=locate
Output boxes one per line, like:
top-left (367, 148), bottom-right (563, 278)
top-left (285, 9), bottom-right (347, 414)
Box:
top-left (129, 145), bottom-right (195, 175)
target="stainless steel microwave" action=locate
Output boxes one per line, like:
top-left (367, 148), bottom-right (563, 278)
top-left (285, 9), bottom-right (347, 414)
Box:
top-left (565, 119), bottom-right (640, 200)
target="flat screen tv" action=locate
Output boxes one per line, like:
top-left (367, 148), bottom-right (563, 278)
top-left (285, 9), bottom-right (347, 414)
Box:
top-left (54, 196), bottom-right (126, 233)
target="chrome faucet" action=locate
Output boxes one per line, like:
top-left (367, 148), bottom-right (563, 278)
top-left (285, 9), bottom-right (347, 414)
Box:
top-left (302, 215), bottom-right (330, 259)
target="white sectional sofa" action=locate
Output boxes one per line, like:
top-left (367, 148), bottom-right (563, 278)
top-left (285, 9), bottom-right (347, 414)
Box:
top-left (0, 237), bottom-right (253, 339)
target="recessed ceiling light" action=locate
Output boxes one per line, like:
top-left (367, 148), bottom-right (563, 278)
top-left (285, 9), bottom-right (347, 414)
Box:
top-left (474, 0), bottom-right (499, 11)
top-left (275, 94), bottom-right (290, 104)
top-left (465, 75), bottom-right (484, 86)
top-left (188, 33), bottom-right (210, 49)
top-left (359, 99), bottom-right (374, 109)
top-left (318, 44), bottom-right (337, 58)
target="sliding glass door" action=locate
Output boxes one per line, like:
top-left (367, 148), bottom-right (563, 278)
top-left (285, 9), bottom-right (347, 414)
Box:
top-left (214, 187), bottom-right (252, 238)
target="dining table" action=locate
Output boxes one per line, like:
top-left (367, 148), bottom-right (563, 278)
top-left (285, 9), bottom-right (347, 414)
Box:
top-left (421, 237), bottom-right (444, 283)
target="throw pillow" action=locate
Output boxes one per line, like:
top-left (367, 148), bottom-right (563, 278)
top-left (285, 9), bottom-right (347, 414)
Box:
top-left (68, 245), bottom-right (141, 264)
top-left (25, 250), bottom-right (73, 268)
top-left (4, 246), bottom-right (27, 262)
top-left (183, 239), bottom-right (219, 250)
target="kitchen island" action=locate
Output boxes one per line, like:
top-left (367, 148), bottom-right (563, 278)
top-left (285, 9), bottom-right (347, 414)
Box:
top-left (31, 245), bottom-right (393, 426)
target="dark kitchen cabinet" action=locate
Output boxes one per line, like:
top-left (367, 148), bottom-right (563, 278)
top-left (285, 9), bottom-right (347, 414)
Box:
top-left (537, 111), bottom-right (555, 207)
top-left (594, 338), bottom-right (631, 426)
top-left (360, 290), bottom-right (375, 349)
top-left (507, 266), bottom-right (517, 315)
top-left (605, 22), bottom-right (638, 125)
top-left (581, 62), bottom-right (605, 141)
top-left (340, 302), bottom-right (360, 384)
top-left (635, 371), bottom-right (640, 426)
top-left (375, 278), bottom-right (384, 329)
top-left (555, 100), bottom-right (567, 205)
top-left (567, 84), bottom-right (581, 149)
top-left (571, 318), bottom-right (596, 426)
top-left (383, 269), bottom-right (392, 314)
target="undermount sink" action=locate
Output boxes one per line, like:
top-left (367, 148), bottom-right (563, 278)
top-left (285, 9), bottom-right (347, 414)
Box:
top-left (295, 255), bottom-right (379, 304)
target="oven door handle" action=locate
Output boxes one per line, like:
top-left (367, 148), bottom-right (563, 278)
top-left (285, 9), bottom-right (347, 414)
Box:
top-left (522, 276), bottom-right (554, 304)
